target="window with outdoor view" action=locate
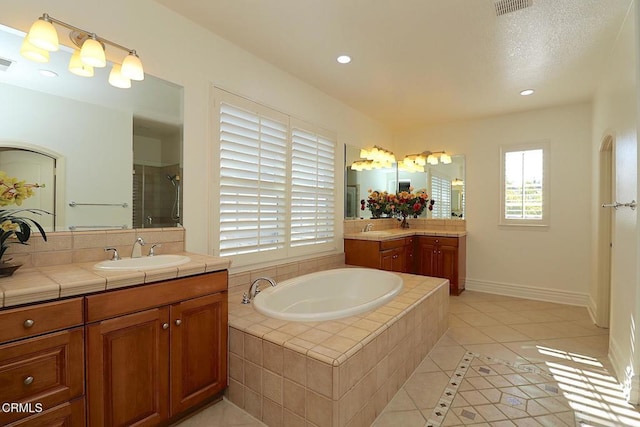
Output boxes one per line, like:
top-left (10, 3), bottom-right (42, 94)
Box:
top-left (500, 142), bottom-right (549, 226)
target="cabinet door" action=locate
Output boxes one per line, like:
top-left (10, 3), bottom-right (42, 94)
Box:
top-left (87, 307), bottom-right (170, 427)
top-left (440, 244), bottom-right (459, 292)
top-left (380, 249), bottom-right (395, 271)
top-left (416, 239), bottom-right (438, 276)
top-left (170, 292), bottom-right (228, 415)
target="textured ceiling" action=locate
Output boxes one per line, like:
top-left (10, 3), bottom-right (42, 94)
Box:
top-left (156, 0), bottom-right (632, 129)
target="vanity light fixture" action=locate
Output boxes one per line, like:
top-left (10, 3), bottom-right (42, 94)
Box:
top-left (38, 69), bottom-right (58, 78)
top-left (520, 89), bottom-right (535, 96)
top-left (452, 178), bottom-right (464, 186)
top-left (21, 13), bottom-right (144, 88)
top-left (337, 55), bottom-right (352, 64)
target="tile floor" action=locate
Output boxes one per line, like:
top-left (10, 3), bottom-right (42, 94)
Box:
top-left (174, 291), bottom-right (640, 427)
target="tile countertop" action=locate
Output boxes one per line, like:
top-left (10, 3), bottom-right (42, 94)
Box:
top-left (0, 252), bottom-right (231, 309)
top-left (343, 229), bottom-right (467, 241)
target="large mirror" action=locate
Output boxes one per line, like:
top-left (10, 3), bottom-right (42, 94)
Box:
top-left (0, 23), bottom-right (183, 231)
top-left (345, 145), bottom-right (465, 220)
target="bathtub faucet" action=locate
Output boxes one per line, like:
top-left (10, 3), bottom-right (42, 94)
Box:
top-left (242, 277), bottom-right (277, 304)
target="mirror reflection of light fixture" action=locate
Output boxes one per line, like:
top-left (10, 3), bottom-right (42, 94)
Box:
top-left (452, 178), bottom-right (464, 186)
top-left (353, 145), bottom-right (396, 170)
top-left (401, 150), bottom-right (452, 169)
top-left (20, 39), bottom-right (49, 63)
top-left (108, 63), bottom-right (131, 89)
top-left (68, 49), bottom-right (94, 77)
top-left (21, 13), bottom-right (144, 88)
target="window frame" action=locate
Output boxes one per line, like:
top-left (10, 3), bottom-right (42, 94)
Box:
top-left (212, 88), bottom-right (339, 267)
top-left (499, 141), bottom-right (550, 228)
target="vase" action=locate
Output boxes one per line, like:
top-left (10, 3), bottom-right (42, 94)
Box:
top-left (400, 215), bottom-right (410, 229)
top-left (0, 261), bottom-right (21, 277)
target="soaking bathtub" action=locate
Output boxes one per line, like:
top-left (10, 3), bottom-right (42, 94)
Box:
top-left (252, 267), bottom-right (403, 321)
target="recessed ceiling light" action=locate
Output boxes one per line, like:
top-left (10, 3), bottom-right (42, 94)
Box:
top-left (520, 89), bottom-right (535, 96)
top-left (39, 69), bottom-right (58, 77)
top-left (337, 55), bottom-right (351, 64)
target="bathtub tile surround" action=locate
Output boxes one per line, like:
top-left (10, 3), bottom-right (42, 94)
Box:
top-left (227, 272), bottom-right (449, 427)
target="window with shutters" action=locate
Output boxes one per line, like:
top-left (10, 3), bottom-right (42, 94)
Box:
top-left (430, 174), bottom-right (452, 219)
top-left (215, 89), bottom-right (337, 263)
top-left (500, 142), bottom-right (549, 227)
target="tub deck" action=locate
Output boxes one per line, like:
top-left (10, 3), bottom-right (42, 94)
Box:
top-left (227, 271), bottom-right (449, 427)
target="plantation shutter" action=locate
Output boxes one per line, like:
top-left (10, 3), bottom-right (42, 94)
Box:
top-left (290, 127), bottom-right (335, 247)
top-left (430, 175), bottom-right (452, 219)
top-left (219, 102), bottom-right (288, 256)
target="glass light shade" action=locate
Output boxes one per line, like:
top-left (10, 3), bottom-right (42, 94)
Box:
top-left (108, 64), bottom-right (131, 89)
top-left (415, 156), bottom-right (426, 166)
top-left (80, 37), bottom-right (106, 68)
top-left (20, 39), bottom-right (49, 63)
top-left (26, 18), bottom-right (59, 51)
top-left (427, 154), bottom-right (439, 165)
top-left (121, 52), bottom-right (144, 81)
top-left (440, 153), bottom-right (452, 164)
top-left (360, 148), bottom-right (369, 158)
top-left (68, 50), bottom-right (94, 77)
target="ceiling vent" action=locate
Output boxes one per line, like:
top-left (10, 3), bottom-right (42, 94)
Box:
top-left (0, 57), bottom-right (14, 72)
top-left (494, 0), bottom-right (532, 16)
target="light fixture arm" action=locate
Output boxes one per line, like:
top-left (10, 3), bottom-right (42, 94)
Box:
top-left (41, 13), bottom-right (135, 55)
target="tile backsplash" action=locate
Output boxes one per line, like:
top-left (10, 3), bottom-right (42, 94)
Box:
top-left (6, 228), bottom-right (185, 268)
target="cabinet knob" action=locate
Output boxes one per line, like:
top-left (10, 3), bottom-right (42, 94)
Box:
top-left (162, 323), bottom-right (169, 330)
top-left (24, 376), bottom-right (34, 386)
top-left (438, 251), bottom-right (442, 254)
top-left (435, 239), bottom-right (439, 243)
top-left (23, 319), bottom-right (35, 328)
top-left (175, 319), bottom-right (182, 326)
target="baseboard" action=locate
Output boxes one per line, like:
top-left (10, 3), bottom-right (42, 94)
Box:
top-left (587, 294), bottom-right (598, 324)
top-left (465, 278), bottom-right (589, 306)
top-left (609, 336), bottom-right (640, 404)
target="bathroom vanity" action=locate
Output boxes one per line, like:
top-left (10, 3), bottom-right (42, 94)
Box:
top-left (344, 230), bottom-right (466, 295)
top-left (0, 255), bottom-right (229, 427)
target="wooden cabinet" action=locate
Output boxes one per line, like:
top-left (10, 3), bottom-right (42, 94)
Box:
top-left (416, 236), bottom-right (466, 295)
top-left (345, 237), bottom-right (414, 273)
top-left (0, 299), bottom-right (85, 427)
top-left (86, 272), bottom-right (228, 426)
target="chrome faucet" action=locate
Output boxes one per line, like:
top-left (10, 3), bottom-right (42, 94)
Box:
top-left (148, 243), bottom-right (161, 256)
top-left (131, 237), bottom-right (145, 258)
top-left (104, 247), bottom-right (121, 260)
top-left (362, 223), bottom-right (374, 232)
top-left (242, 277), bottom-right (277, 304)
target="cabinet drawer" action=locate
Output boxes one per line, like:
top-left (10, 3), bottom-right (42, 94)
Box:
top-left (0, 328), bottom-right (84, 425)
top-left (0, 298), bottom-right (84, 343)
top-left (86, 271), bottom-right (228, 322)
top-left (5, 397), bottom-right (85, 427)
top-left (419, 236), bottom-right (459, 247)
top-left (380, 238), bottom-right (406, 250)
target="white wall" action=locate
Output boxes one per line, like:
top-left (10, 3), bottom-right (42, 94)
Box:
top-left (0, 0), bottom-right (392, 254)
top-left (591, 0), bottom-right (640, 402)
top-left (0, 83), bottom-right (132, 230)
top-left (395, 102), bottom-right (593, 304)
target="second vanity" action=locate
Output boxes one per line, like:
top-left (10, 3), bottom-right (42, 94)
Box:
top-left (344, 228), bottom-right (467, 295)
top-left (0, 252), bottom-right (230, 427)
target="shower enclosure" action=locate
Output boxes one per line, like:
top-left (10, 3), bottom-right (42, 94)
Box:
top-left (132, 164), bottom-right (182, 228)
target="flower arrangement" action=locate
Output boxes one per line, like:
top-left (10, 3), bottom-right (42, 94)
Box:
top-left (0, 171), bottom-right (49, 268)
top-left (365, 190), bottom-right (395, 218)
top-left (366, 188), bottom-right (434, 228)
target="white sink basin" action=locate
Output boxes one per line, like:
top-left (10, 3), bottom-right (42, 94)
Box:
top-left (361, 231), bottom-right (394, 237)
top-left (94, 255), bottom-right (191, 271)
